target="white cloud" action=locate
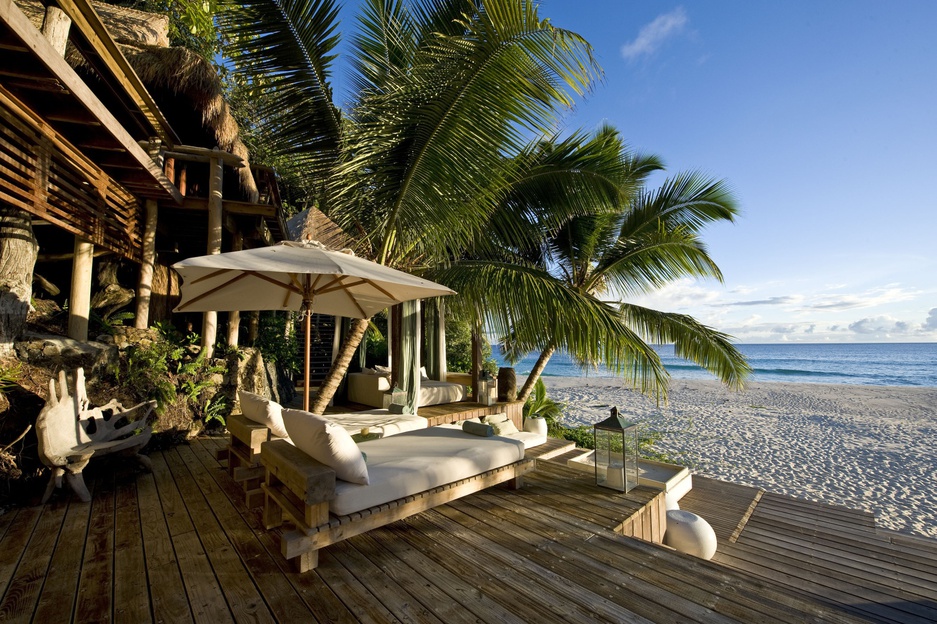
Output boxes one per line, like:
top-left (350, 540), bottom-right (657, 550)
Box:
top-left (848, 315), bottom-right (914, 337)
top-left (924, 308), bottom-right (937, 331)
top-left (807, 285), bottom-right (920, 311)
top-left (621, 7), bottom-right (688, 60)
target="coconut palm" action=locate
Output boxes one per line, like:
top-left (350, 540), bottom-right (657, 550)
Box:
top-left (436, 133), bottom-right (750, 402)
top-left (219, 0), bottom-right (601, 412)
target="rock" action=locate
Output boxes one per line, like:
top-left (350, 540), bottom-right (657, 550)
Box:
top-left (15, 333), bottom-right (118, 376)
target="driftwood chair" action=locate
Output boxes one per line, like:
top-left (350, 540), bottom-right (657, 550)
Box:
top-left (36, 368), bottom-right (155, 503)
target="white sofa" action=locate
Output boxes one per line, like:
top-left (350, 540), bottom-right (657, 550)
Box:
top-left (347, 371), bottom-right (466, 408)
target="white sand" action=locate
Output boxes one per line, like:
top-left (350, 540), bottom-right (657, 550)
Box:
top-left (540, 377), bottom-right (937, 538)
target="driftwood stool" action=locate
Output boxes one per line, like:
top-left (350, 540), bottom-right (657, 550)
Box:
top-left (36, 368), bottom-right (155, 503)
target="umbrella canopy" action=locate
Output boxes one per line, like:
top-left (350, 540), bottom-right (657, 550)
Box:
top-left (173, 240), bottom-right (455, 410)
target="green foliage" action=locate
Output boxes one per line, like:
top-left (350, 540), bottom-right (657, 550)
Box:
top-left (0, 362), bottom-right (22, 395)
top-left (254, 312), bottom-right (300, 376)
top-left (113, 324), bottom-right (225, 422)
top-left (203, 394), bottom-right (229, 428)
top-left (560, 426), bottom-right (595, 449)
top-left (444, 315), bottom-right (497, 375)
top-left (120, 0), bottom-right (220, 59)
top-left (90, 310), bottom-right (135, 335)
top-left (523, 378), bottom-right (565, 434)
top-left (115, 341), bottom-right (178, 413)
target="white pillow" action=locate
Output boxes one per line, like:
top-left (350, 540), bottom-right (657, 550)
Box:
top-left (485, 412), bottom-right (509, 424)
top-left (238, 390), bottom-right (289, 439)
top-left (419, 366), bottom-right (429, 381)
top-left (281, 408), bottom-right (369, 485)
top-left (491, 417), bottom-right (519, 436)
top-left (374, 365), bottom-right (391, 375)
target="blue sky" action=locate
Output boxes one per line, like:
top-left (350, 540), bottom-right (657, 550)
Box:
top-left (336, 1), bottom-right (937, 343)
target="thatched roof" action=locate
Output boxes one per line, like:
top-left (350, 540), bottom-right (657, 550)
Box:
top-left (287, 208), bottom-right (356, 250)
top-left (17, 0), bottom-right (258, 201)
top-left (121, 45), bottom-right (258, 201)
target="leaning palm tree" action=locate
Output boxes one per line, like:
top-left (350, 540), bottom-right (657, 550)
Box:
top-left (219, 0), bottom-right (601, 412)
top-left (436, 133), bottom-right (750, 402)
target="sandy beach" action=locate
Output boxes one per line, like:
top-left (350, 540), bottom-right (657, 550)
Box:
top-left (540, 377), bottom-right (937, 538)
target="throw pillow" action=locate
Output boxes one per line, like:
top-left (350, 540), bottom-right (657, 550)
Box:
top-left (462, 421), bottom-right (494, 437)
top-left (238, 390), bottom-right (289, 439)
top-left (486, 412), bottom-right (509, 424)
top-left (491, 417), bottom-right (519, 436)
top-left (419, 366), bottom-right (429, 381)
top-left (281, 408), bottom-right (369, 485)
top-left (374, 365), bottom-right (391, 375)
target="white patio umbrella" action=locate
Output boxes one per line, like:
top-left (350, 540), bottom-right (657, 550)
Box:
top-left (173, 240), bottom-right (455, 411)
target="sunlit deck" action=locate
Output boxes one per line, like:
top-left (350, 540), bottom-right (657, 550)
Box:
top-left (680, 476), bottom-right (937, 623)
top-left (0, 436), bottom-right (913, 623)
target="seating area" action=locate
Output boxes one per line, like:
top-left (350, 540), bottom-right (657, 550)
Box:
top-left (347, 370), bottom-right (467, 408)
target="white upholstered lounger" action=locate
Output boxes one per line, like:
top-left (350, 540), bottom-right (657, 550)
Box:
top-left (261, 427), bottom-right (534, 571)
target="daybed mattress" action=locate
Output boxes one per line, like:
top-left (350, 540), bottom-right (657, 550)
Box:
top-left (327, 409), bottom-right (428, 437)
top-left (331, 427), bottom-right (525, 516)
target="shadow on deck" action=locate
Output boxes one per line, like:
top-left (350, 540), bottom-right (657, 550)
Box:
top-left (0, 438), bottom-right (885, 623)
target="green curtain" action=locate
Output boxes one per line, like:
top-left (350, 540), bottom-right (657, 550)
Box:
top-left (399, 299), bottom-right (421, 414)
top-left (424, 298), bottom-right (441, 381)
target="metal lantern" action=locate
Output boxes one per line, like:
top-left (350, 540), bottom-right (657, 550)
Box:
top-left (594, 407), bottom-right (639, 492)
top-left (478, 370), bottom-right (497, 406)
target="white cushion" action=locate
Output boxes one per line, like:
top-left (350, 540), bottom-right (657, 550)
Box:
top-left (331, 427), bottom-right (524, 516)
top-left (281, 408), bottom-right (369, 485)
top-left (419, 366), bottom-right (429, 380)
top-left (484, 412), bottom-right (508, 424)
top-left (238, 391), bottom-right (288, 439)
top-left (491, 417), bottom-right (519, 436)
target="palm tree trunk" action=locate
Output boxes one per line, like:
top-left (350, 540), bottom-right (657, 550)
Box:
top-left (310, 317), bottom-right (369, 414)
top-left (516, 343), bottom-right (556, 403)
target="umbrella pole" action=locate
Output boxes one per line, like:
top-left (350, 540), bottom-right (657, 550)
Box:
top-left (303, 300), bottom-right (312, 412)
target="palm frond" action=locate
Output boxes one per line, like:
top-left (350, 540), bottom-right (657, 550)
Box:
top-left (618, 303), bottom-right (751, 389)
top-left (433, 260), bottom-right (670, 397)
top-left (218, 0), bottom-right (343, 177)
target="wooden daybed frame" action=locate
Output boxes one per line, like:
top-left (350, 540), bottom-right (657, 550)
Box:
top-left (226, 413), bottom-right (281, 508)
top-left (260, 438), bottom-right (535, 572)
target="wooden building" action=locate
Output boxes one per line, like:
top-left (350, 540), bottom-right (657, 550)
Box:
top-left (0, 0), bottom-right (286, 353)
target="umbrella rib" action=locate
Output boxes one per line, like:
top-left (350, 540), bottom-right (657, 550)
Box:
top-left (177, 272), bottom-right (254, 310)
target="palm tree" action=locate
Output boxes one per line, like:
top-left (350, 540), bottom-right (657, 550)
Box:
top-left (435, 131), bottom-right (750, 402)
top-left (219, 0), bottom-right (601, 412)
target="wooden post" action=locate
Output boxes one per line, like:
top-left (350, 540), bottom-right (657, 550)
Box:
top-left (248, 311), bottom-right (259, 344)
top-left (201, 155), bottom-right (223, 358)
top-left (134, 199), bottom-right (158, 329)
top-left (227, 232), bottom-right (243, 347)
top-left (68, 238), bottom-right (94, 341)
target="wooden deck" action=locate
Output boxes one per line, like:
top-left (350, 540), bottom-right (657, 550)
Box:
top-left (679, 475), bottom-right (937, 623)
top-left (0, 437), bottom-right (860, 623)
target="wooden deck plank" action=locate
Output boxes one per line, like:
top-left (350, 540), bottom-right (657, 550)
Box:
top-left (185, 440), bottom-right (356, 624)
top-left (466, 483), bottom-right (852, 624)
top-left (31, 487), bottom-right (95, 624)
top-left (163, 446), bottom-right (273, 624)
top-left (181, 441), bottom-right (326, 624)
top-left (364, 523), bottom-right (529, 624)
top-left (313, 548), bottom-right (400, 624)
top-left (73, 470), bottom-right (116, 624)
top-left (0, 500), bottom-right (68, 622)
top-left (0, 508), bottom-right (41, 601)
top-left (136, 469), bottom-right (194, 624)
top-left (717, 539), bottom-right (937, 624)
top-left (113, 476), bottom-right (151, 624)
top-left (395, 514), bottom-right (611, 624)
top-left (327, 539), bottom-right (444, 624)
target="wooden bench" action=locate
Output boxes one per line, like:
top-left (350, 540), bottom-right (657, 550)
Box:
top-left (226, 413), bottom-right (287, 508)
top-left (260, 438), bottom-right (535, 572)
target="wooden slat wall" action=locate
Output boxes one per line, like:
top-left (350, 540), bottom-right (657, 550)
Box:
top-left (0, 89), bottom-right (143, 261)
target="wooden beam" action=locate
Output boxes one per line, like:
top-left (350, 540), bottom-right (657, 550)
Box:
top-left (0, 0), bottom-right (182, 203)
top-left (179, 197), bottom-right (278, 218)
top-left (52, 0), bottom-right (178, 145)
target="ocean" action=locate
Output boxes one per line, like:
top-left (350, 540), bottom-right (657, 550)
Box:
top-left (493, 342), bottom-right (937, 387)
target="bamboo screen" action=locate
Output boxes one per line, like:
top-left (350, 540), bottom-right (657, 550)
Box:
top-left (0, 92), bottom-right (144, 262)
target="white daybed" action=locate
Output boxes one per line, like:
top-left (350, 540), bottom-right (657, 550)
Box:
top-left (261, 425), bottom-right (534, 572)
top-left (347, 371), bottom-right (466, 408)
